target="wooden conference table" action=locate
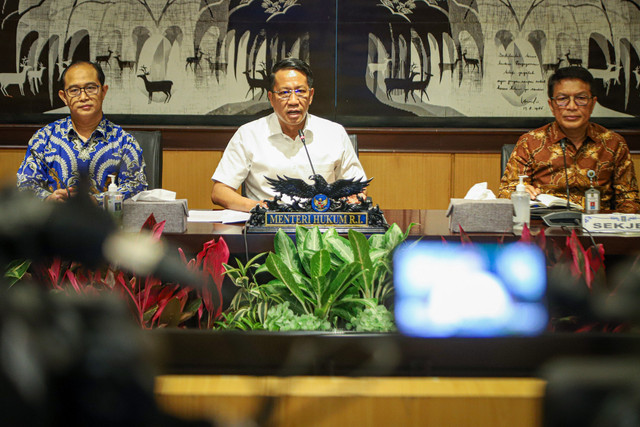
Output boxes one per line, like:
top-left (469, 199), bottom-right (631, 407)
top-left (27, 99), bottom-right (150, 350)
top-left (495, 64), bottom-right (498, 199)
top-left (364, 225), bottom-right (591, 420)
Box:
top-left (165, 209), bottom-right (640, 257)
top-left (155, 207), bottom-right (640, 377)
top-left (154, 209), bottom-right (640, 426)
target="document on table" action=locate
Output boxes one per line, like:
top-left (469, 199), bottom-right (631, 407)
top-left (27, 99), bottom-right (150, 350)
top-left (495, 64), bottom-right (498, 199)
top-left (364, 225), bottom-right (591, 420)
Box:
top-left (188, 209), bottom-right (251, 223)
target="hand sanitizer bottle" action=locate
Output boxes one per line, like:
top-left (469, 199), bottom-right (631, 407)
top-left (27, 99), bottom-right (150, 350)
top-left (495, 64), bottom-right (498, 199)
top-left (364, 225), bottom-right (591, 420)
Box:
top-left (512, 175), bottom-right (530, 233)
top-left (585, 170), bottom-right (600, 214)
top-left (104, 174), bottom-right (124, 226)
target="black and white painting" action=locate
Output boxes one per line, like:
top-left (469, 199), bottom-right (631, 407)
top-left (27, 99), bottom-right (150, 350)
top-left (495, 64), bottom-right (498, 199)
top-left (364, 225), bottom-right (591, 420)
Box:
top-left (340, 0), bottom-right (640, 121)
top-left (0, 0), bottom-right (638, 125)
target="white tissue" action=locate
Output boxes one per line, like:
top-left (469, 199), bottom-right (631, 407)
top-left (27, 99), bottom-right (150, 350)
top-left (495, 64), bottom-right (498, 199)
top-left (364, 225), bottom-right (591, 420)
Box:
top-left (131, 189), bottom-right (177, 202)
top-left (464, 182), bottom-right (496, 200)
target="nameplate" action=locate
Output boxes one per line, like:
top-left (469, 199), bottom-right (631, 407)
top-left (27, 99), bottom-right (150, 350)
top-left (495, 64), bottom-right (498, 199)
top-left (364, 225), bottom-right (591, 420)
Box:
top-left (264, 212), bottom-right (368, 227)
top-left (582, 213), bottom-right (640, 233)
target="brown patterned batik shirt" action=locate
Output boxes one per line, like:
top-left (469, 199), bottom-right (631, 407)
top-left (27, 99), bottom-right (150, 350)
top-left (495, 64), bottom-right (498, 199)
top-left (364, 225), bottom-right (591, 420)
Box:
top-left (498, 121), bottom-right (640, 213)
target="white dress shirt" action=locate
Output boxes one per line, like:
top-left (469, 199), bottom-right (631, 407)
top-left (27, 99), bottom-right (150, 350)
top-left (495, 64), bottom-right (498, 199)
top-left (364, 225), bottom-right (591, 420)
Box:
top-left (212, 113), bottom-right (366, 201)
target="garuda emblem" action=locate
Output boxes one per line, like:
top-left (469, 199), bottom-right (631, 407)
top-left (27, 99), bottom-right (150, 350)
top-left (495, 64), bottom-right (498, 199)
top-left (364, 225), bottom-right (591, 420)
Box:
top-left (265, 174), bottom-right (371, 201)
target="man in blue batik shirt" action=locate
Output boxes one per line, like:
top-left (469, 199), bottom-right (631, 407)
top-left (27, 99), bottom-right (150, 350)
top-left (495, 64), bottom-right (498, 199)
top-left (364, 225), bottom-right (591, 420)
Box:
top-left (17, 60), bottom-right (147, 205)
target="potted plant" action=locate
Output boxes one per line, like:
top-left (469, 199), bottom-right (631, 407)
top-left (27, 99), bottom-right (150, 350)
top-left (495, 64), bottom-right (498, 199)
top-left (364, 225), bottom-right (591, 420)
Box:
top-left (221, 223), bottom-right (414, 332)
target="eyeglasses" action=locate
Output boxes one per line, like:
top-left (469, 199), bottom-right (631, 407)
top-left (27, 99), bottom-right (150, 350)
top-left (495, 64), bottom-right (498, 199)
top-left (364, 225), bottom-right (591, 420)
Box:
top-left (551, 94), bottom-right (593, 107)
top-left (271, 88), bottom-right (309, 100)
top-left (64, 84), bottom-right (101, 98)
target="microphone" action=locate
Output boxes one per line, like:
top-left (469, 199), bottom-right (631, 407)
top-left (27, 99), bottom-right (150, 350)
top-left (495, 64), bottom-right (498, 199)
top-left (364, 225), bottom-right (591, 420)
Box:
top-left (298, 129), bottom-right (317, 176)
top-left (542, 138), bottom-right (582, 227)
top-left (30, 147), bottom-right (70, 199)
top-left (560, 138), bottom-right (571, 210)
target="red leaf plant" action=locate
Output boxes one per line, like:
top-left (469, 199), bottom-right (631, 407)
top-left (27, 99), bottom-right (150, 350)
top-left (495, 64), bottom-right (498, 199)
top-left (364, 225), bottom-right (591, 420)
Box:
top-left (179, 237), bottom-right (230, 329)
top-left (519, 228), bottom-right (617, 332)
top-left (453, 224), bottom-right (617, 332)
top-left (29, 214), bottom-right (230, 329)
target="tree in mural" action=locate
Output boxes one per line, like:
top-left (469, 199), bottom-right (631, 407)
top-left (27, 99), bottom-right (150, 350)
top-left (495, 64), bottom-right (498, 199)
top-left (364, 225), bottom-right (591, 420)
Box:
top-left (561, 0), bottom-right (640, 111)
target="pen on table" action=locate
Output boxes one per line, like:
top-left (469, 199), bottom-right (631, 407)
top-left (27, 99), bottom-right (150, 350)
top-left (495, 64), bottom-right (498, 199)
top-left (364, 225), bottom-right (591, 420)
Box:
top-left (30, 147), bottom-right (71, 199)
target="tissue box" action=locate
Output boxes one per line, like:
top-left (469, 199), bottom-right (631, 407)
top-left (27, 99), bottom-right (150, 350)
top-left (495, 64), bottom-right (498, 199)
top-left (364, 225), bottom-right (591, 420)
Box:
top-left (446, 199), bottom-right (514, 233)
top-left (122, 199), bottom-right (188, 233)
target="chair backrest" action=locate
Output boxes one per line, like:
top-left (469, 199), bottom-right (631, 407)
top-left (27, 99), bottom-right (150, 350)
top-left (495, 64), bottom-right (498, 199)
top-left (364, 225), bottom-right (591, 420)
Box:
top-left (129, 130), bottom-right (163, 189)
top-left (348, 134), bottom-right (359, 157)
top-left (501, 143), bottom-right (516, 177)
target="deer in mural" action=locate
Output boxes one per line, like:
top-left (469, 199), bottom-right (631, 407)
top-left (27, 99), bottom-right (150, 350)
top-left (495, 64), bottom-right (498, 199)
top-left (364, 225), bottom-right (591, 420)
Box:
top-left (462, 50), bottom-right (480, 72)
top-left (564, 51), bottom-right (582, 67)
top-left (590, 63), bottom-right (620, 95)
top-left (96, 48), bottom-right (113, 68)
top-left (137, 66), bottom-right (173, 103)
top-left (384, 67), bottom-right (420, 100)
top-left (243, 63), bottom-right (270, 100)
top-left (405, 70), bottom-right (433, 102)
top-left (56, 59), bottom-right (71, 80)
top-left (114, 54), bottom-right (136, 72)
top-left (0, 58), bottom-right (31, 97)
top-left (204, 57), bottom-right (228, 74)
top-left (185, 48), bottom-right (204, 71)
top-left (27, 62), bottom-right (46, 95)
top-left (438, 56), bottom-right (460, 82)
top-left (542, 57), bottom-right (563, 74)
top-left (367, 57), bottom-right (391, 78)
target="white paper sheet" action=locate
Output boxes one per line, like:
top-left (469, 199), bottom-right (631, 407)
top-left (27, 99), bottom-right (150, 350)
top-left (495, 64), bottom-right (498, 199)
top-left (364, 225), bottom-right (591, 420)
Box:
top-left (188, 209), bottom-right (251, 223)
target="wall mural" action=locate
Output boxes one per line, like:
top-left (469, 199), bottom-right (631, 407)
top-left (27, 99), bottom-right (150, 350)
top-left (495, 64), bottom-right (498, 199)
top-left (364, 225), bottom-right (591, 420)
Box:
top-left (0, 0), bottom-right (638, 126)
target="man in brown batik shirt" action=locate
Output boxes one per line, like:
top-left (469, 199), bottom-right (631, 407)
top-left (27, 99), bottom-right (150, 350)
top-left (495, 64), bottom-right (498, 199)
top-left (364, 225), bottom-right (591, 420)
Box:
top-left (498, 67), bottom-right (640, 213)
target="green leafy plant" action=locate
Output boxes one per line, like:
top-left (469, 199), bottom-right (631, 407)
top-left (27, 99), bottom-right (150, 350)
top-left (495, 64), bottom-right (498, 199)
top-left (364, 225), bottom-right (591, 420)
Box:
top-left (347, 305), bottom-right (396, 332)
top-left (218, 252), bottom-right (270, 330)
top-left (221, 223), bottom-right (414, 331)
top-left (3, 259), bottom-right (32, 287)
top-left (263, 301), bottom-right (331, 331)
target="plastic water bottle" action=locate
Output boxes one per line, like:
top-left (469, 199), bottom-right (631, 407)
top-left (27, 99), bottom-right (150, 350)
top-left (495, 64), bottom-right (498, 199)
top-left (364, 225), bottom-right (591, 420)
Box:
top-left (512, 175), bottom-right (530, 232)
top-left (104, 174), bottom-right (123, 226)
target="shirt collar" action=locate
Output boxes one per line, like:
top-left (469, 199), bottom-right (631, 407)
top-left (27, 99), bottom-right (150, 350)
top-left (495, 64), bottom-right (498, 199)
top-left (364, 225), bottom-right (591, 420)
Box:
top-left (267, 113), bottom-right (312, 141)
top-left (64, 115), bottom-right (108, 140)
top-left (550, 121), bottom-right (597, 146)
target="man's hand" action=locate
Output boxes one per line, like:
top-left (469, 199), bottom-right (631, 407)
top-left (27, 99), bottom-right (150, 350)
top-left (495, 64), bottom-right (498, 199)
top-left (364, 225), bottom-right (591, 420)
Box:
top-left (46, 188), bottom-right (76, 202)
top-left (211, 181), bottom-right (262, 212)
top-left (525, 184), bottom-right (541, 200)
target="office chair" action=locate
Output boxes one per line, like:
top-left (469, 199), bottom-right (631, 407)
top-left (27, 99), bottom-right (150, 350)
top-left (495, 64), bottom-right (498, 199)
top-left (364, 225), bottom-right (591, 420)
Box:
top-left (129, 130), bottom-right (163, 189)
top-left (501, 143), bottom-right (516, 177)
top-left (348, 134), bottom-right (359, 157)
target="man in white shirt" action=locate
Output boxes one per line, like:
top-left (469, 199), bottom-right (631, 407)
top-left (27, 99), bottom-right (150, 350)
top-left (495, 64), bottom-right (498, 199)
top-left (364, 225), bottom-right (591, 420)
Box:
top-left (211, 58), bottom-right (366, 212)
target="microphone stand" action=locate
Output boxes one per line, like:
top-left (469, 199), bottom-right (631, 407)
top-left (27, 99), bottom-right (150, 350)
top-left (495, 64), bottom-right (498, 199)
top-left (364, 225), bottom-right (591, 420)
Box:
top-left (542, 138), bottom-right (583, 227)
top-left (560, 139), bottom-right (572, 210)
top-left (298, 129), bottom-right (317, 176)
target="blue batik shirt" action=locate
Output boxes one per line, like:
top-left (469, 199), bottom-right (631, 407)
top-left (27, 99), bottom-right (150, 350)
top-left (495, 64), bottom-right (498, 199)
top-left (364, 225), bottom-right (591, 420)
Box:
top-left (17, 116), bottom-right (148, 205)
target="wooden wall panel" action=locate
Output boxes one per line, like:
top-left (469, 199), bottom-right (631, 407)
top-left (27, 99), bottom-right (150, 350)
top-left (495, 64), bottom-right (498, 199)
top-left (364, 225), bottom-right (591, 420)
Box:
top-left (359, 152), bottom-right (452, 210)
top-left (163, 151), bottom-right (222, 210)
top-left (452, 153), bottom-right (502, 198)
top-left (0, 149), bottom-right (25, 186)
top-left (3, 149), bottom-right (640, 210)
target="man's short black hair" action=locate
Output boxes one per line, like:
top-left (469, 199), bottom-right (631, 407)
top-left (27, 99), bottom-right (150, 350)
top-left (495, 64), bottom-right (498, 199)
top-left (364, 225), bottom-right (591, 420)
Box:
top-left (547, 66), bottom-right (594, 98)
top-left (61, 60), bottom-right (106, 87)
top-left (269, 58), bottom-right (313, 91)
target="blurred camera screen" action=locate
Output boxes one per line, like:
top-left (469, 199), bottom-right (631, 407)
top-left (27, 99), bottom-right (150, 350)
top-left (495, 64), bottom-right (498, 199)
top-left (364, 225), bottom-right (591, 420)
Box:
top-left (393, 242), bottom-right (548, 337)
